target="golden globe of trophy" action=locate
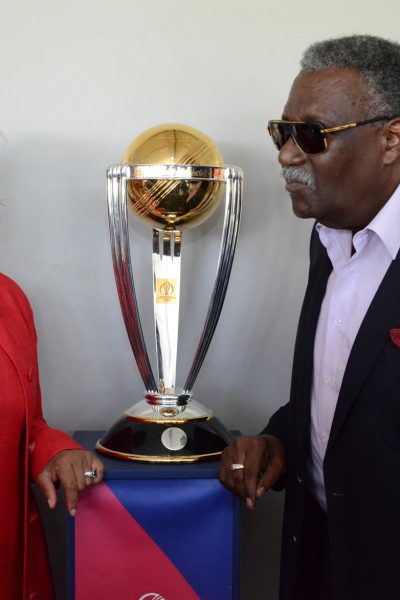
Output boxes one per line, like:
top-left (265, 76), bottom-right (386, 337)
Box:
top-left (97, 124), bottom-right (243, 462)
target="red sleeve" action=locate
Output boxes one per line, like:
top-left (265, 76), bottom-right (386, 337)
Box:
top-left (28, 381), bottom-right (83, 481)
top-left (10, 279), bottom-right (84, 480)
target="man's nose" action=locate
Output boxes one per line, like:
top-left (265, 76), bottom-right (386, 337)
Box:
top-left (278, 137), bottom-right (306, 167)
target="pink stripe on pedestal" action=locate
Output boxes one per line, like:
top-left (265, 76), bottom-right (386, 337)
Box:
top-left (75, 482), bottom-right (200, 600)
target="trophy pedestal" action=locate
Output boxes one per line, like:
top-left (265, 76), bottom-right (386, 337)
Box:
top-left (96, 399), bottom-right (233, 463)
top-left (69, 431), bottom-right (240, 599)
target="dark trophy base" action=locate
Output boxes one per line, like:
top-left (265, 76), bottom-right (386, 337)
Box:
top-left (96, 401), bottom-right (233, 463)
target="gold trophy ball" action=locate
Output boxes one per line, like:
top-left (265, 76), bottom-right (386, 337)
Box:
top-left (123, 123), bottom-right (224, 230)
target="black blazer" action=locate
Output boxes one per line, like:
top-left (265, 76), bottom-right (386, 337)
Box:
top-left (264, 226), bottom-right (400, 600)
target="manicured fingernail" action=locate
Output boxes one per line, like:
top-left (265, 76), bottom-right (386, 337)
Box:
top-left (246, 498), bottom-right (254, 509)
top-left (256, 486), bottom-right (265, 498)
top-left (69, 508), bottom-right (76, 517)
top-left (47, 499), bottom-right (53, 509)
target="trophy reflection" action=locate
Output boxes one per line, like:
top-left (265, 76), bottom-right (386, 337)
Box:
top-left (96, 124), bottom-right (243, 462)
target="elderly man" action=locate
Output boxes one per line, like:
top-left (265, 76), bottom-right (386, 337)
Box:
top-left (219, 35), bottom-right (400, 600)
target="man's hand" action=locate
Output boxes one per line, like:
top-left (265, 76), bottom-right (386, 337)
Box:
top-left (35, 450), bottom-right (105, 517)
top-left (219, 434), bottom-right (286, 509)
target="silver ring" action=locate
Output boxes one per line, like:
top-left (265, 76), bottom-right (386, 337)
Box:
top-left (84, 468), bottom-right (97, 479)
top-left (230, 463), bottom-right (245, 471)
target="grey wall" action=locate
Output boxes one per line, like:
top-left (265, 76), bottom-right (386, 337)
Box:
top-left (3, 1), bottom-right (400, 597)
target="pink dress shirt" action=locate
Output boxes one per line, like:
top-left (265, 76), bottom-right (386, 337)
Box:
top-left (309, 185), bottom-right (400, 510)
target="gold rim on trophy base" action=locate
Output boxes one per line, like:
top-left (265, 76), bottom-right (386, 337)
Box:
top-left (95, 440), bottom-right (223, 463)
top-left (97, 124), bottom-right (242, 462)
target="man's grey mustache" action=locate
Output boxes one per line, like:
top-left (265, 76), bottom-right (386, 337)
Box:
top-left (281, 166), bottom-right (316, 191)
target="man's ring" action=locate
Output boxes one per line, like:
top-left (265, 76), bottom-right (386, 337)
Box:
top-left (84, 468), bottom-right (97, 479)
top-left (230, 463), bottom-right (245, 471)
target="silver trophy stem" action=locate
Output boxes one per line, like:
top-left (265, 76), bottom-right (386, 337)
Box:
top-left (107, 165), bottom-right (157, 392)
top-left (152, 229), bottom-right (182, 394)
top-left (183, 166), bottom-right (242, 392)
top-left (107, 164), bottom-right (242, 397)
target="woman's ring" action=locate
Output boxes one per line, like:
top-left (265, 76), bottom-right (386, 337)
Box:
top-left (84, 468), bottom-right (97, 479)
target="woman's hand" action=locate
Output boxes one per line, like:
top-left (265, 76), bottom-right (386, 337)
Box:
top-left (35, 449), bottom-right (105, 516)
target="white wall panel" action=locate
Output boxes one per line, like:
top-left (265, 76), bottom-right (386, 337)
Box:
top-left (0, 0), bottom-right (397, 433)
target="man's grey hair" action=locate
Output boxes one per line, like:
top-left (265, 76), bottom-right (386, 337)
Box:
top-left (301, 35), bottom-right (400, 118)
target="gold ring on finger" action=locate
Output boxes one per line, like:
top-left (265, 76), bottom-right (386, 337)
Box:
top-left (230, 463), bottom-right (245, 471)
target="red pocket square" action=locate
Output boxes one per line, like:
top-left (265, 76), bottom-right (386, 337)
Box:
top-left (390, 328), bottom-right (400, 349)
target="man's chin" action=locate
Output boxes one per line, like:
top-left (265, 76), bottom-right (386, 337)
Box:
top-left (289, 191), bottom-right (315, 220)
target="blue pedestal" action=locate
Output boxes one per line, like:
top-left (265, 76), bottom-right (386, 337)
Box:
top-left (68, 431), bottom-right (240, 600)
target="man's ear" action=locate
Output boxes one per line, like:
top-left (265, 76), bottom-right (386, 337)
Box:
top-left (382, 118), bottom-right (400, 165)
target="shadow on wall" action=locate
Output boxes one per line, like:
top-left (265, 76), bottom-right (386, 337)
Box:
top-left (31, 484), bottom-right (68, 600)
top-left (33, 484), bottom-right (284, 600)
top-left (241, 490), bottom-right (284, 600)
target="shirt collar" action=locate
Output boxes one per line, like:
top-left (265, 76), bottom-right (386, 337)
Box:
top-left (364, 184), bottom-right (400, 260)
top-left (316, 183), bottom-right (400, 263)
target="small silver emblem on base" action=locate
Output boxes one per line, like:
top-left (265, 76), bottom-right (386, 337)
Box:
top-left (161, 427), bottom-right (188, 451)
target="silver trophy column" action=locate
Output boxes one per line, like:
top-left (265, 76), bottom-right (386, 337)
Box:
top-left (97, 129), bottom-right (242, 462)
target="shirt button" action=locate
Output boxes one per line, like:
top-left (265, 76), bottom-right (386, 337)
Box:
top-left (28, 441), bottom-right (35, 454)
top-left (292, 534), bottom-right (297, 543)
top-left (297, 475), bottom-right (304, 484)
top-left (324, 375), bottom-right (332, 384)
top-left (334, 319), bottom-right (342, 327)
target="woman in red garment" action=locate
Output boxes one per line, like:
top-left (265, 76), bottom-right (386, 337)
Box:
top-left (0, 273), bottom-right (104, 599)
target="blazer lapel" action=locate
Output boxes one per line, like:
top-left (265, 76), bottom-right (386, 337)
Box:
top-left (0, 312), bottom-right (35, 421)
top-left (293, 232), bottom-right (332, 451)
top-left (327, 250), bottom-right (400, 452)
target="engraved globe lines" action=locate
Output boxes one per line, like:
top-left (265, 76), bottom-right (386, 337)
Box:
top-left (123, 123), bottom-right (224, 230)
